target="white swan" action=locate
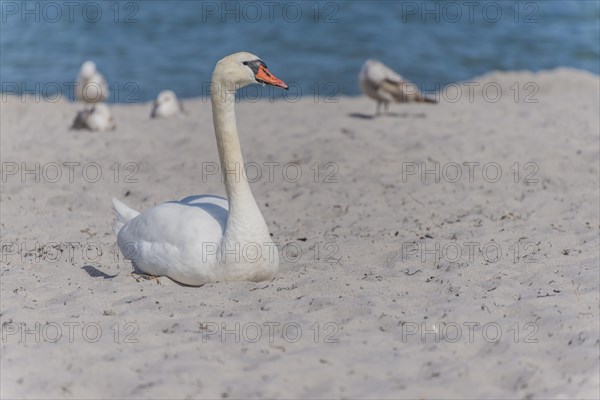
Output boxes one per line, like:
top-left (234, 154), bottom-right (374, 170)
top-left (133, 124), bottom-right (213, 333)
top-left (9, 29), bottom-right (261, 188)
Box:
top-left (151, 90), bottom-right (184, 118)
top-left (75, 61), bottom-right (109, 104)
top-left (112, 52), bottom-right (288, 286)
top-left (71, 103), bottom-right (115, 131)
top-left (359, 59), bottom-right (437, 115)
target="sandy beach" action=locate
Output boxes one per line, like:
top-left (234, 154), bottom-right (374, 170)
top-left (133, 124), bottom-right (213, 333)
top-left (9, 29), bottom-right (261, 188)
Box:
top-left (1, 68), bottom-right (599, 399)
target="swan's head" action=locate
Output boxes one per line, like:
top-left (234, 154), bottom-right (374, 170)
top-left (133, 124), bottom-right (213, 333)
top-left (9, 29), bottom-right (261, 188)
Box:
top-left (80, 61), bottom-right (97, 78)
top-left (156, 90), bottom-right (177, 105)
top-left (212, 52), bottom-right (288, 91)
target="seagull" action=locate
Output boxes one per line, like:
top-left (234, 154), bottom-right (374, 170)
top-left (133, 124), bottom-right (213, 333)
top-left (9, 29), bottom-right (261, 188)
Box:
top-left (71, 103), bottom-right (115, 131)
top-left (359, 59), bottom-right (437, 115)
top-left (150, 90), bottom-right (184, 118)
top-left (75, 61), bottom-right (109, 104)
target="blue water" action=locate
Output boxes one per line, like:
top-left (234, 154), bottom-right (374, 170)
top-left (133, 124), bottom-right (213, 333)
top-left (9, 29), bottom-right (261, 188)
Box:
top-left (1, 0), bottom-right (599, 102)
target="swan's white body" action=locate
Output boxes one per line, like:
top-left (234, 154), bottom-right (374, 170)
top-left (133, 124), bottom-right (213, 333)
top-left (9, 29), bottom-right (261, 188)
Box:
top-left (112, 52), bottom-right (287, 286)
top-left (72, 103), bottom-right (115, 131)
top-left (359, 59), bottom-right (436, 114)
top-left (151, 90), bottom-right (183, 118)
top-left (75, 61), bottom-right (109, 104)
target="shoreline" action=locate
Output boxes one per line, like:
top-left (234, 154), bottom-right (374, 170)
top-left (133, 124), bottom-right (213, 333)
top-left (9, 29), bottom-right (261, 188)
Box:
top-left (2, 67), bottom-right (598, 105)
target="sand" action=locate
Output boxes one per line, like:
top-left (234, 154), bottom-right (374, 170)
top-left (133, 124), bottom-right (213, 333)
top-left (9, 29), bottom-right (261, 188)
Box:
top-left (1, 68), bottom-right (599, 399)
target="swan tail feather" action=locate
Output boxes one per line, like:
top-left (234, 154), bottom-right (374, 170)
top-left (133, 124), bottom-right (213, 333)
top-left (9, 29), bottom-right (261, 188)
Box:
top-left (111, 197), bottom-right (139, 236)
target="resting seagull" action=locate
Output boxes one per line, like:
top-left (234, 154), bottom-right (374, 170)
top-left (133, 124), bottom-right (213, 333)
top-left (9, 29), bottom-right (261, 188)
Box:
top-left (359, 59), bottom-right (437, 115)
top-left (151, 90), bottom-right (184, 118)
top-left (71, 103), bottom-right (115, 131)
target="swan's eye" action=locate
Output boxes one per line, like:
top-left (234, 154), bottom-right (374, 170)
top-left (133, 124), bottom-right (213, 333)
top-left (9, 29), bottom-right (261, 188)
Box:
top-left (242, 61), bottom-right (249, 65)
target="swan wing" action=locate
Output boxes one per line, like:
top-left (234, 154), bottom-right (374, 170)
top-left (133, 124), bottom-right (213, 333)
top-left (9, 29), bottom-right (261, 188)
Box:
top-left (116, 195), bottom-right (229, 285)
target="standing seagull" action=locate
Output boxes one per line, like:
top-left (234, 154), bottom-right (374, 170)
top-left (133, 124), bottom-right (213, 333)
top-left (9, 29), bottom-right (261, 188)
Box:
top-left (359, 59), bottom-right (437, 115)
top-left (151, 90), bottom-right (184, 118)
top-left (75, 61), bottom-right (109, 104)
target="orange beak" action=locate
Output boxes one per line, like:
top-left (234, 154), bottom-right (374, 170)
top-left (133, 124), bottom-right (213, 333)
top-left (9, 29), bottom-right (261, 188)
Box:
top-left (255, 64), bottom-right (288, 90)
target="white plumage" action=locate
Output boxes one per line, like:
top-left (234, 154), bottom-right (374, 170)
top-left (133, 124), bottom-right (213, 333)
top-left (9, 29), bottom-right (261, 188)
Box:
top-left (151, 90), bottom-right (184, 118)
top-left (71, 103), bottom-right (115, 131)
top-left (75, 61), bottom-right (109, 104)
top-left (112, 52), bottom-right (289, 286)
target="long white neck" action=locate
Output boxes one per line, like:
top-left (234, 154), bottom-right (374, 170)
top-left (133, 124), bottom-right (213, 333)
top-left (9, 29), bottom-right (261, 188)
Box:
top-left (211, 79), bottom-right (267, 244)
